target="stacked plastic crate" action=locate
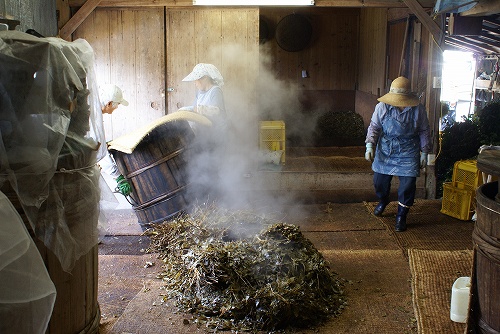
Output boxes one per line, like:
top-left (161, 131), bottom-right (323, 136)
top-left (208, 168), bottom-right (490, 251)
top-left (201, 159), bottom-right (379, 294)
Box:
top-left (441, 160), bottom-right (483, 220)
top-left (259, 121), bottom-right (286, 164)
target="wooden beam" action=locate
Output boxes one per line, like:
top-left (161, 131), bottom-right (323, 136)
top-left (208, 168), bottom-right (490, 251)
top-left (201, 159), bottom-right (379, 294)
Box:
top-left (401, 0), bottom-right (444, 47)
top-left (69, 0), bottom-right (195, 6)
top-left (447, 35), bottom-right (500, 53)
top-left (314, 0), bottom-right (434, 8)
top-left (445, 40), bottom-right (486, 53)
top-left (59, 0), bottom-right (102, 41)
top-left (57, 0), bottom-right (72, 30)
top-left (68, 0), bottom-right (434, 8)
top-left (461, 0), bottom-right (500, 16)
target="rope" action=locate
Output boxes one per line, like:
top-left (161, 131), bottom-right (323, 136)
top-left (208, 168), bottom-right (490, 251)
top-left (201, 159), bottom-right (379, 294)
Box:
top-left (472, 221), bottom-right (500, 263)
top-left (0, 164), bottom-right (98, 176)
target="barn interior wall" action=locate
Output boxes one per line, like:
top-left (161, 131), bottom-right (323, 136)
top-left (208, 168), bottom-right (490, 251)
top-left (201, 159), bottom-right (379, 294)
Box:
top-left (0, 0), bottom-right (57, 37)
top-left (16, 1), bottom-right (436, 149)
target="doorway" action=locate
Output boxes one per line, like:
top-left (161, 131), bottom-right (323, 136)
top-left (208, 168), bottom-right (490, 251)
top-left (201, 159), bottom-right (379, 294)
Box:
top-left (440, 50), bottom-right (476, 126)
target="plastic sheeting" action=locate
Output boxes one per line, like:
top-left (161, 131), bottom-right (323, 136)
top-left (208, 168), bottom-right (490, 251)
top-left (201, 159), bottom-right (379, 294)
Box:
top-left (433, 0), bottom-right (478, 14)
top-left (0, 191), bottom-right (57, 334)
top-left (0, 31), bottom-right (106, 272)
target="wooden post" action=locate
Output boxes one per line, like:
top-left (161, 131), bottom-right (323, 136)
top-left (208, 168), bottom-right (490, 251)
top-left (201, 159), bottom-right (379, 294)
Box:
top-left (59, 0), bottom-right (102, 41)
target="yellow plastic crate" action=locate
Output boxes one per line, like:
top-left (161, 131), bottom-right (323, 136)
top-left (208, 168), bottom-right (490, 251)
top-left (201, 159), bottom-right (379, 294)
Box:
top-left (440, 182), bottom-right (475, 220)
top-left (452, 160), bottom-right (482, 191)
top-left (259, 120), bottom-right (285, 164)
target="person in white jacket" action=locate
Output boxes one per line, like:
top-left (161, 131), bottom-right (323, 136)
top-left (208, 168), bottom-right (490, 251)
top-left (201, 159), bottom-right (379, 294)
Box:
top-left (97, 84), bottom-right (131, 196)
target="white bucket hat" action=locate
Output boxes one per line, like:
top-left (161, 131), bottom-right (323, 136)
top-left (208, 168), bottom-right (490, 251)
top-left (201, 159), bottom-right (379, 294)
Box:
top-left (99, 84), bottom-right (129, 106)
top-left (377, 76), bottom-right (420, 107)
top-left (182, 63), bottom-right (224, 87)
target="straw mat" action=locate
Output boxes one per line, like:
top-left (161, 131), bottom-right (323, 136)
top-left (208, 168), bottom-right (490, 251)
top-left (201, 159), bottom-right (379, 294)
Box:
top-left (364, 199), bottom-right (475, 258)
top-left (108, 111), bottom-right (211, 154)
top-left (409, 249), bottom-right (473, 334)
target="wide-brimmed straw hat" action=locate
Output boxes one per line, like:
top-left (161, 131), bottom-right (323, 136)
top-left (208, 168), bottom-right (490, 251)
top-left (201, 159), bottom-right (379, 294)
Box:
top-left (182, 63), bottom-right (224, 87)
top-left (377, 76), bottom-right (420, 107)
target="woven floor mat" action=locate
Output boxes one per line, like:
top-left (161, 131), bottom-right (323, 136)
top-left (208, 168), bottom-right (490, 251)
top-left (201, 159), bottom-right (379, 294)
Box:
top-left (364, 199), bottom-right (475, 257)
top-left (409, 249), bottom-right (473, 334)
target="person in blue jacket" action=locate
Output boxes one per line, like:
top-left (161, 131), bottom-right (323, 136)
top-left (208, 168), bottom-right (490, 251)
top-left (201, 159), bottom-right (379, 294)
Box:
top-left (365, 76), bottom-right (431, 232)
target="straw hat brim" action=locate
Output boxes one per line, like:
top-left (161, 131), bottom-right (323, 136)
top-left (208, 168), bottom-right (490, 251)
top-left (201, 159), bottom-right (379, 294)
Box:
top-left (377, 92), bottom-right (420, 107)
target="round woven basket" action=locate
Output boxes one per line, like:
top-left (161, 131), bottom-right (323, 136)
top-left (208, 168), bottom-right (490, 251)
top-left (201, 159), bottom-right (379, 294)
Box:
top-left (275, 14), bottom-right (312, 52)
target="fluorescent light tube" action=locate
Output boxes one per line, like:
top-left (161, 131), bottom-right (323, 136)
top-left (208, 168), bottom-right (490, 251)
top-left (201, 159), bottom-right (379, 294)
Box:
top-left (194, 0), bottom-right (314, 5)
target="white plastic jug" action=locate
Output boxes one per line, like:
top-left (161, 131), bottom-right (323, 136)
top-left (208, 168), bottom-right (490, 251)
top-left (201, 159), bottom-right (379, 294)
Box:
top-left (450, 276), bottom-right (471, 323)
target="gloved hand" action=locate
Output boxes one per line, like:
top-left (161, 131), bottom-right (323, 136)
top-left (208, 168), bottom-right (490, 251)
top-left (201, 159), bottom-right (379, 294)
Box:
top-left (365, 143), bottom-right (374, 162)
top-left (116, 175), bottom-right (132, 196)
top-left (420, 152), bottom-right (428, 169)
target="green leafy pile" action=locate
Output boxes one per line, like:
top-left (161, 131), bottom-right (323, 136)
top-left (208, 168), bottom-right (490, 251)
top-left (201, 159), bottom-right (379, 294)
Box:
top-left (477, 100), bottom-right (500, 145)
top-left (436, 117), bottom-right (480, 197)
top-left (314, 110), bottom-right (365, 146)
top-left (146, 206), bottom-right (345, 332)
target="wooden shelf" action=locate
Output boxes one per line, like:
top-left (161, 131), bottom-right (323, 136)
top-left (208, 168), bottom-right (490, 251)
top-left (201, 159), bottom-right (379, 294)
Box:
top-left (475, 79), bottom-right (500, 91)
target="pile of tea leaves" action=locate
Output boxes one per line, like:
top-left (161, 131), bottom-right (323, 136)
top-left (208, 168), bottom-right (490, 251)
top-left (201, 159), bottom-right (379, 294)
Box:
top-left (145, 205), bottom-right (346, 332)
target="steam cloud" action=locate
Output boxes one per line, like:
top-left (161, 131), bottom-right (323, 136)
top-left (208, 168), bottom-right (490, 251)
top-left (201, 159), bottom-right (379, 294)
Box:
top-left (184, 43), bottom-right (322, 218)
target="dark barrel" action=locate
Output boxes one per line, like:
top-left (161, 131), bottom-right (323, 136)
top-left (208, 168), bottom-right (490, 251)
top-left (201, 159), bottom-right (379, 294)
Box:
top-left (111, 120), bottom-right (195, 229)
top-left (469, 181), bottom-right (500, 334)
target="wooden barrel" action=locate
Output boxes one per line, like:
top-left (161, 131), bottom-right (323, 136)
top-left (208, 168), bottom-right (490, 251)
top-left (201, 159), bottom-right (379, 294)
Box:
top-left (470, 181), bottom-right (500, 333)
top-left (111, 120), bottom-right (195, 229)
top-left (37, 242), bottom-right (100, 334)
top-left (2, 181), bottom-right (100, 334)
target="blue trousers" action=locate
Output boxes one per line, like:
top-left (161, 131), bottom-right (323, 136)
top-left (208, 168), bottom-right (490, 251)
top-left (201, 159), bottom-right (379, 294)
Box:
top-left (373, 172), bottom-right (417, 207)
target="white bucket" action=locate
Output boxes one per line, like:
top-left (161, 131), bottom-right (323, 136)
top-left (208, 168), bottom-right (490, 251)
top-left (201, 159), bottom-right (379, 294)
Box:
top-left (450, 276), bottom-right (471, 323)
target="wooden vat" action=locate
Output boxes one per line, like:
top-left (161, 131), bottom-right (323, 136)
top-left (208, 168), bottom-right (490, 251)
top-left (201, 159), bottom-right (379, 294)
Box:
top-left (111, 120), bottom-right (195, 229)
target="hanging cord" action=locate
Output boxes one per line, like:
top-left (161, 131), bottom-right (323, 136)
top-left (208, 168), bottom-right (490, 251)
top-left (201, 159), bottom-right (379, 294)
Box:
top-left (112, 189), bottom-right (138, 206)
top-left (430, 103), bottom-right (444, 166)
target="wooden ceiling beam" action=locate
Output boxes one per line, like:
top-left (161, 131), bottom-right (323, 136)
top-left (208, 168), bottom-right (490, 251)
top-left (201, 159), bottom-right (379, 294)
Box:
top-left (401, 0), bottom-right (444, 46)
top-left (448, 35), bottom-right (500, 53)
top-left (480, 33), bottom-right (500, 44)
top-left (461, 0), bottom-right (500, 17)
top-left (445, 40), bottom-right (485, 53)
top-left (59, 0), bottom-right (102, 40)
top-left (68, 0), bottom-right (191, 7)
top-left (483, 26), bottom-right (500, 36)
top-left (68, 0), bottom-right (434, 8)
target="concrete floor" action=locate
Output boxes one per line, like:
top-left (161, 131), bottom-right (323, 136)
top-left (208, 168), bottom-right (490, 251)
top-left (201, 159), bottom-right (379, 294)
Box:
top-left (97, 196), bottom-right (473, 334)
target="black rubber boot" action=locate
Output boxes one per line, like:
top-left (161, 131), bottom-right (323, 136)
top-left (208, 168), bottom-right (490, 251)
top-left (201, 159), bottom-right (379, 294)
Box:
top-left (395, 204), bottom-right (409, 232)
top-left (373, 200), bottom-right (389, 217)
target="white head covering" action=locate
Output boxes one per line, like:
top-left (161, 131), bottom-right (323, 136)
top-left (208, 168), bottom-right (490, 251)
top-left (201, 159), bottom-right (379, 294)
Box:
top-left (182, 63), bottom-right (224, 87)
top-left (98, 84), bottom-right (129, 107)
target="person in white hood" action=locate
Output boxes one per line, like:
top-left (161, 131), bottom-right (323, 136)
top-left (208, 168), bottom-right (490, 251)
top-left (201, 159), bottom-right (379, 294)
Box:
top-left (97, 84), bottom-right (131, 196)
top-left (181, 63), bottom-right (228, 201)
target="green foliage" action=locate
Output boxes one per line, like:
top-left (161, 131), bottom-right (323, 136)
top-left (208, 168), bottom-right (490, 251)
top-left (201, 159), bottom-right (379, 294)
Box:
top-left (435, 100), bottom-right (500, 197)
top-left (477, 100), bottom-right (500, 145)
top-left (435, 116), bottom-right (481, 197)
top-left (314, 110), bottom-right (365, 146)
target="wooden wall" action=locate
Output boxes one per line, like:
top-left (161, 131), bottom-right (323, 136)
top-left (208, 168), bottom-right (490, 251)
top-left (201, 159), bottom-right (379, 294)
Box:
top-left (0, 0), bottom-right (57, 36)
top-left (74, 8), bottom-right (166, 140)
top-left (259, 7), bottom-right (360, 92)
top-left (357, 8), bottom-right (387, 96)
top-left (166, 8), bottom-right (259, 116)
top-left (356, 7), bottom-right (388, 127)
top-left (71, 5), bottom-right (428, 146)
top-left (166, 8), bottom-right (259, 158)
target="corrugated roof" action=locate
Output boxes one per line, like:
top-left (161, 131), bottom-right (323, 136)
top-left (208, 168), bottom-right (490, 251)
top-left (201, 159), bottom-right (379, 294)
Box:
top-left (445, 13), bottom-right (500, 55)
